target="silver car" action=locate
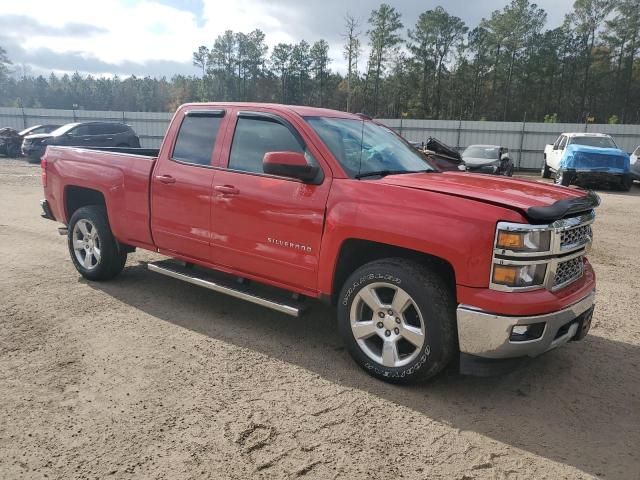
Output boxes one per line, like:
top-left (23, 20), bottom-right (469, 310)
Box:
top-left (631, 146), bottom-right (640, 181)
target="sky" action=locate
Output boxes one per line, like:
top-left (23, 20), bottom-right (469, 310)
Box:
top-left (0, 0), bottom-right (576, 79)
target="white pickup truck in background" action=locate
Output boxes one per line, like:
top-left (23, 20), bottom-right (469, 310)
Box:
top-left (542, 132), bottom-right (633, 190)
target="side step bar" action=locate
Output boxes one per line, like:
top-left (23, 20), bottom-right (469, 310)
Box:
top-left (147, 260), bottom-right (303, 317)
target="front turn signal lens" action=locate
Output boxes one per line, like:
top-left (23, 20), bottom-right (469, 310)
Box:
top-left (497, 231), bottom-right (524, 249)
top-left (492, 265), bottom-right (518, 284)
top-left (492, 263), bottom-right (547, 288)
top-left (495, 228), bottom-right (551, 252)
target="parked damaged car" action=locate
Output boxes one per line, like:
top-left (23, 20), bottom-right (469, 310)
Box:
top-left (542, 133), bottom-right (632, 190)
top-left (23, 121), bottom-right (141, 163)
top-left (410, 137), bottom-right (466, 172)
top-left (0, 125), bottom-right (60, 157)
top-left (462, 144), bottom-right (514, 176)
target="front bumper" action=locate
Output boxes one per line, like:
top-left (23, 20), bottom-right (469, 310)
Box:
top-left (457, 289), bottom-right (595, 361)
top-left (22, 145), bottom-right (45, 159)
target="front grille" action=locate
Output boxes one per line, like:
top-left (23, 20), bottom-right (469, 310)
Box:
top-left (574, 152), bottom-right (626, 170)
top-left (553, 256), bottom-right (584, 289)
top-left (560, 224), bottom-right (592, 249)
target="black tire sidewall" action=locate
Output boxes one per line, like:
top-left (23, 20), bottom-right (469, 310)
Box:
top-left (67, 206), bottom-right (126, 281)
top-left (337, 260), bottom-right (454, 383)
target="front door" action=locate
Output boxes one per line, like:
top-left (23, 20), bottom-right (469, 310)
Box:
top-left (210, 110), bottom-right (331, 292)
top-left (151, 110), bottom-right (226, 262)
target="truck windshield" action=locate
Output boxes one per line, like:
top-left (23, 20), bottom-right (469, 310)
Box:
top-left (305, 117), bottom-right (435, 178)
top-left (569, 136), bottom-right (617, 149)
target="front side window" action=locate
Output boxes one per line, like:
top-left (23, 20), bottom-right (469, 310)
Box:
top-left (558, 136), bottom-right (567, 149)
top-left (172, 114), bottom-right (223, 166)
top-left (306, 117), bottom-right (434, 178)
top-left (229, 117), bottom-right (305, 174)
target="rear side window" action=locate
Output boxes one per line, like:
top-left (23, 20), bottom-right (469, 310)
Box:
top-left (229, 117), bottom-right (303, 173)
top-left (172, 114), bottom-right (223, 166)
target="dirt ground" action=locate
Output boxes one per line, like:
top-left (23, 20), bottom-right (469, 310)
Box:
top-left (0, 157), bottom-right (638, 480)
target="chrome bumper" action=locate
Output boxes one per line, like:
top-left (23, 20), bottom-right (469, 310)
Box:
top-left (456, 290), bottom-right (595, 359)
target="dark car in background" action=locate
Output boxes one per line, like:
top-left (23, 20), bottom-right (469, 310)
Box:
top-left (22, 121), bottom-right (141, 163)
top-left (462, 144), bottom-right (513, 176)
top-left (0, 125), bottom-right (60, 158)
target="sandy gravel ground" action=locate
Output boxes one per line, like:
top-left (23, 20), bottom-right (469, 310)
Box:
top-left (0, 157), bottom-right (639, 480)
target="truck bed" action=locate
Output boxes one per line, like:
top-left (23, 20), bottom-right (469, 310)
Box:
top-left (44, 146), bottom-right (157, 249)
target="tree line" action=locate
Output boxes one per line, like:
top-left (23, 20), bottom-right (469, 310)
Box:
top-left (1, 0), bottom-right (639, 123)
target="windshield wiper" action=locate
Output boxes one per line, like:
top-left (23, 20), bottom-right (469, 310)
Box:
top-left (355, 169), bottom-right (432, 179)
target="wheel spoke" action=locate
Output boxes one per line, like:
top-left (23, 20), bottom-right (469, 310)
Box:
top-left (401, 325), bottom-right (425, 348)
top-left (93, 246), bottom-right (101, 262)
top-left (357, 286), bottom-right (383, 311)
top-left (381, 340), bottom-right (398, 367)
top-left (351, 321), bottom-right (377, 340)
top-left (391, 288), bottom-right (411, 314)
top-left (77, 221), bottom-right (90, 237)
top-left (83, 252), bottom-right (93, 268)
top-left (73, 239), bottom-right (84, 250)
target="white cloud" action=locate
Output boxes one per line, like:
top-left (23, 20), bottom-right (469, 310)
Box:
top-left (2, 0), bottom-right (575, 78)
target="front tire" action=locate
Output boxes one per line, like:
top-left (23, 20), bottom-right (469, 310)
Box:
top-left (620, 174), bottom-right (633, 191)
top-left (67, 205), bottom-right (127, 281)
top-left (337, 258), bottom-right (456, 384)
top-left (555, 169), bottom-right (572, 186)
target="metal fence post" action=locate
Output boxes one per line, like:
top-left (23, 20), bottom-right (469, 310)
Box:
top-left (518, 112), bottom-right (526, 171)
top-left (456, 117), bottom-right (462, 151)
top-left (21, 106), bottom-right (27, 129)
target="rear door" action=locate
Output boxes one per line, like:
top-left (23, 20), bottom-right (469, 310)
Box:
top-left (151, 109), bottom-right (227, 262)
top-left (210, 109), bottom-right (331, 292)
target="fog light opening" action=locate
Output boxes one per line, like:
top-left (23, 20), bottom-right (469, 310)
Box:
top-left (510, 322), bottom-right (546, 342)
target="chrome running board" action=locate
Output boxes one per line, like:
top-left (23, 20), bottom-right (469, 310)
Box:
top-left (147, 260), bottom-right (302, 317)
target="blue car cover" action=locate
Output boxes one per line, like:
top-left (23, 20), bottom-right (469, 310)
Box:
top-left (560, 144), bottom-right (630, 173)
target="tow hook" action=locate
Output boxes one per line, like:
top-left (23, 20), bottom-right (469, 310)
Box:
top-left (58, 226), bottom-right (68, 236)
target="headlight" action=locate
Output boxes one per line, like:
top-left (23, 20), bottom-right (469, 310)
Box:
top-left (492, 263), bottom-right (547, 288)
top-left (496, 229), bottom-right (551, 252)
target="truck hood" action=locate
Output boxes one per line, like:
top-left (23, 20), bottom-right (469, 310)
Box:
top-left (379, 172), bottom-right (598, 222)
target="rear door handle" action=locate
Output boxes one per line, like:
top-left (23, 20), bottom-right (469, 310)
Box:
top-left (214, 185), bottom-right (239, 195)
top-left (155, 174), bottom-right (176, 184)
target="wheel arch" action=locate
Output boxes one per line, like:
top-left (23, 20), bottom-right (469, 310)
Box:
top-left (330, 238), bottom-right (456, 305)
top-left (64, 185), bottom-right (107, 222)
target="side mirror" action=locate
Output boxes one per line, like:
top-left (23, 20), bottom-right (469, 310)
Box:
top-left (263, 151), bottom-right (319, 183)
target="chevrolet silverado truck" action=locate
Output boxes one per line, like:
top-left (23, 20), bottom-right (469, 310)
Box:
top-left (40, 103), bottom-right (598, 383)
top-left (542, 132), bottom-right (632, 190)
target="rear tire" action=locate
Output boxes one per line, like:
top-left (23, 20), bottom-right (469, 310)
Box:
top-left (67, 205), bottom-right (127, 281)
top-left (337, 258), bottom-right (456, 384)
top-left (541, 159), bottom-right (551, 178)
top-left (26, 156), bottom-right (41, 164)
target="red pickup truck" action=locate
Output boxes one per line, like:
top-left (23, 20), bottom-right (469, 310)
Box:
top-left (40, 103), bottom-right (598, 383)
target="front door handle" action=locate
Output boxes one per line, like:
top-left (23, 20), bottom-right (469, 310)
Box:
top-left (214, 185), bottom-right (239, 195)
top-left (155, 174), bottom-right (176, 184)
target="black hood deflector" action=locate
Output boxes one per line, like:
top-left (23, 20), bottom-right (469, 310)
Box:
top-left (526, 190), bottom-right (600, 223)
